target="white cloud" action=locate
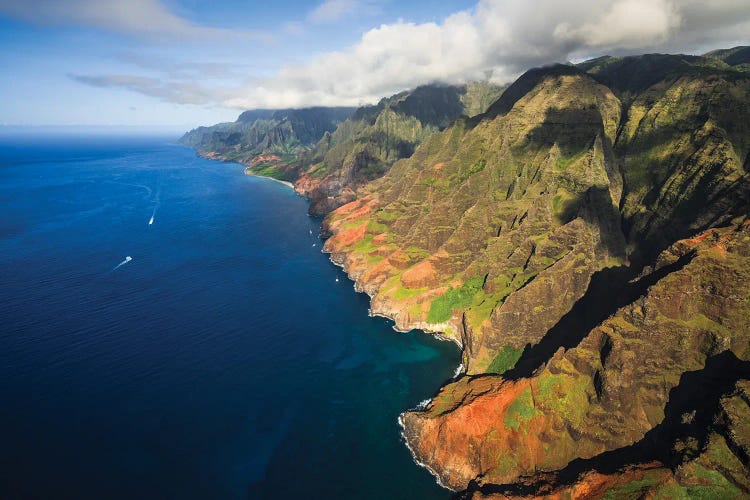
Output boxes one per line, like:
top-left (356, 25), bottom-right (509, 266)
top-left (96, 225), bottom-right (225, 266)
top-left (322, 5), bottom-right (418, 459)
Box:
top-left (224, 0), bottom-right (750, 109)
top-left (113, 52), bottom-right (254, 80)
top-left (0, 0), bottom-right (268, 41)
top-left (67, 0), bottom-right (750, 110)
top-left (554, 0), bottom-right (681, 49)
top-left (70, 74), bottom-right (229, 105)
top-left (308, 0), bottom-right (359, 24)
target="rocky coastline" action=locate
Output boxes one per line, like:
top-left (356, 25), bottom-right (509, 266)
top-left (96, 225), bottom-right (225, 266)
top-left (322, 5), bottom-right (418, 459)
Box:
top-left (317, 55), bottom-right (750, 497)
top-left (184, 49), bottom-right (750, 498)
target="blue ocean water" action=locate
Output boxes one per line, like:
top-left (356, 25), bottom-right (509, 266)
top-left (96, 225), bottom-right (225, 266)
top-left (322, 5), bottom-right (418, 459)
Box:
top-left (0, 134), bottom-right (459, 499)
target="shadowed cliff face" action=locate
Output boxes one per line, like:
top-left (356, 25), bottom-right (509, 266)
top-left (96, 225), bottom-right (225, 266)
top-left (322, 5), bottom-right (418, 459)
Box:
top-left (462, 356), bottom-right (750, 499)
top-left (401, 222), bottom-right (750, 492)
top-left (322, 53), bottom-right (750, 497)
top-left (324, 72), bottom-right (627, 372)
top-left (616, 74), bottom-right (750, 261)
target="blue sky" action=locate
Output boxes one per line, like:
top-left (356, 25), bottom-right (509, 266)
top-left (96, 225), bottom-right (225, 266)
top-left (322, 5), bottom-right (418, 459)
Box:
top-left (1, 0), bottom-right (748, 129)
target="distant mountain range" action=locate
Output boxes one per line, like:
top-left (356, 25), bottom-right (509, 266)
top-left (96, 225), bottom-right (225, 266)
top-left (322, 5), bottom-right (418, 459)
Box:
top-left (180, 106), bottom-right (356, 176)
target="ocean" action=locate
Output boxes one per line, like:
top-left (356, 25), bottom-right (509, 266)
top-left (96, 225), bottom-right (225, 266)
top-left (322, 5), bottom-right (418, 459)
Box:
top-left (0, 134), bottom-right (459, 499)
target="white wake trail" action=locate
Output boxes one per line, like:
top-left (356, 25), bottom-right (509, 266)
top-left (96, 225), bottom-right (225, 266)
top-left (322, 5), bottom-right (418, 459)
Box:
top-left (148, 186), bottom-right (161, 226)
top-left (112, 256), bottom-right (133, 271)
top-left (148, 183), bottom-right (161, 226)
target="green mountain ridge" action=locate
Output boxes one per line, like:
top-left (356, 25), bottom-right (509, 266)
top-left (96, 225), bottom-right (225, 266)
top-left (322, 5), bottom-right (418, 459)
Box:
top-left (180, 82), bottom-right (504, 212)
top-left (179, 106), bottom-right (356, 175)
top-left (321, 48), bottom-right (750, 497)
top-left (295, 82), bottom-right (505, 215)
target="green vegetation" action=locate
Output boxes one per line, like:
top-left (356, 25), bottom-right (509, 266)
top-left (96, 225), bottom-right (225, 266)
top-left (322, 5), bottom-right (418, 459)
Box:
top-left (491, 454), bottom-right (519, 476)
top-left (664, 313), bottom-right (731, 337)
top-left (554, 147), bottom-right (588, 172)
top-left (551, 187), bottom-right (578, 223)
top-left (464, 286), bottom-right (516, 329)
top-left (504, 388), bottom-right (537, 431)
top-left (602, 463), bottom-right (742, 500)
top-left (405, 246), bottom-right (430, 261)
top-left (308, 163), bottom-right (330, 179)
top-left (486, 346), bottom-right (523, 375)
top-left (391, 284), bottom-right (427, 300)
top-left (342, 218), bottom-right (368, 230)
top-left (426, 276), bottom-right (484, 323)
top-left (452, 160), bottom-right (486, 185)
top-left (249, 165), bottom-right (290, 181)
top-left (536, 373), bottom-right (591, 427)
top-left (431, 392), bottom-right (459, 415)
top-left (332, 50), bottom-right (750, 495)
top-left (602, 473), bottom-right (663, 500)
top-left (180, 107), bottom-right (355, 159)
top-left (367, 220), bottom-right (388, 234)
top-left (461, 81), bottom-right (507, 117)
top-left (376, 209), bottom-right (399, 222)
top-left (298, 82), bottom-right (507, 214)
top-left (352, 234), bottom-right (376, 254)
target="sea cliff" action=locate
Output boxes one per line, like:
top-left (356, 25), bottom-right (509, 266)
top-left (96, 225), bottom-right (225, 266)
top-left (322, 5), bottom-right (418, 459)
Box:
top-left (322, 50), bottom-right (750, 497)
top-left (183, 47), bottom-right (750, 498)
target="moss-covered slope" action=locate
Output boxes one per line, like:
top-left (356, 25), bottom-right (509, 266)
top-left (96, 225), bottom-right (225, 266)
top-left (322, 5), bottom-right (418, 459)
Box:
top-left (295, 82), bottom-right (504, 215)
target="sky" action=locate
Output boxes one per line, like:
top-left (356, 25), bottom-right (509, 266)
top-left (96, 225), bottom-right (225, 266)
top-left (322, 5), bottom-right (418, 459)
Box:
top-left (0, 0), bottom-right (748, 129)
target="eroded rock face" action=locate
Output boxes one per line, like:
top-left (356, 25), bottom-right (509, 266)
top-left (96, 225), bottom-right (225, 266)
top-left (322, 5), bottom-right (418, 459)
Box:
top-left (462, 378), bottom-right (750, 499)
top-left (403, 223), bottom-right (750, 491)
top-left (323, 54), bottom-right (750, 496)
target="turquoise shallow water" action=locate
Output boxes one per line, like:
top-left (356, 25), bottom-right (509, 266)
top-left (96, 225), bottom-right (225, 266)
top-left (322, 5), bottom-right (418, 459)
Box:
top-left (0, 134), bottom-right (459, 499)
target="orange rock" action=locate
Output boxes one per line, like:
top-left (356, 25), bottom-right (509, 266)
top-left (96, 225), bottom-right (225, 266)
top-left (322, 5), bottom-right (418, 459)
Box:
top-left (251, 154), bottom-right (281, 164)
top-left (401, 260), bottom-right (439, 288)
top-left (405, 378), bottom-right (535, 489)
top-left (335, 199), bottom-right (366, 216)
top-left (372, 233), bottom-right (388, 245)
top-left (469, 463), bottom-right (670, 499)
top-left (387, 250), bottom-right (411, 269)
top-left (362, 258), bottom-right (394, 283)
top-left (293, 172), bottom-right (322, 196)
top-left (349, 202), bottom-right (374, 219)
top-left (715, 242), bottom-right (728, 259)
top-left (328, 223), bottom-right (367, 251)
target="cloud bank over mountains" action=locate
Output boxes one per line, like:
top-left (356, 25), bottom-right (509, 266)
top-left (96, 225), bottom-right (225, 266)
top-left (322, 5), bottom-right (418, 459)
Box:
top-left (225, 0), bottom-right (749, 109)
top-left (12, 0), bottom-right (749, 110)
